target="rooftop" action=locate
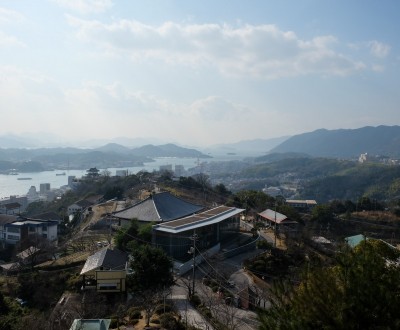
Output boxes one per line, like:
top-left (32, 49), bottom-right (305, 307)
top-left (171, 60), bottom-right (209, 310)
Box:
top-left (80, 248), bottom-right (128, 275)
top-left (154, 205), bottom-right (244, 233)
top-left (0, 214), bottom-right (18, 226)
top-left (258, 209), bottom-right (292, 224)
top-left (113, 191), bottom-right (204, 222)
top-left (286, 199), bottom-right (317, 205)
top-left (69, 319), bottom-right (111, 330)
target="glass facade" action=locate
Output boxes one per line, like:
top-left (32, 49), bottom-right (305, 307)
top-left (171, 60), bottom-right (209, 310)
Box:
top-left (153, 215), bottom-right (240, 262)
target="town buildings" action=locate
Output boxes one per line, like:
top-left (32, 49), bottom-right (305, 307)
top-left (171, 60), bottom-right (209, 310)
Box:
top-left (0, 215), bottom-right (58, 246)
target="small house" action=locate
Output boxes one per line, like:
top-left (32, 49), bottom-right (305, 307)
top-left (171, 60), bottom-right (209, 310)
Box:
top-left (80, 248), bottom-right (129, 292)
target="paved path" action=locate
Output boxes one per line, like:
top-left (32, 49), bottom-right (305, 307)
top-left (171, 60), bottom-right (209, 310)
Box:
top-left (171, 279), bottom-right (214, 329)
top-left (171, 294), bottom-right (214, 330)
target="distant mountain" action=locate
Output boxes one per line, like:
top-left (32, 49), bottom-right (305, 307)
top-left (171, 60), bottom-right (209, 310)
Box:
top-left (205, 136), bottom-right (290, 156)
top-left (0, 142), bottom-right (210, 172)
top-left (0, 134), bottom-right (36, 148)
top-left (131, 143), bottom-right (211, 158)
top-left (270, 126), bottom-right (400, 158)
top-left (94, 143), bottom-right (133, 154)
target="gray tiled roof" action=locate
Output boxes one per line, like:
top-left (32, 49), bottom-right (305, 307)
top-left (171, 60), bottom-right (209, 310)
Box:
top-left (113, 192), bottom-right (204, 222)
top-left (31, 211), bottom-right (61, 221)
top-left (80, 248), bottom-right (128, 275)
top-left (0, 214), bottom-right (18, 225)
top-left (76, 199), bottom-right (94, 208)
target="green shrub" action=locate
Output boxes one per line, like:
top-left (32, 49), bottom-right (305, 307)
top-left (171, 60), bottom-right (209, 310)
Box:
top-left (159, 313), bottom-right (185, 330)
top-left (190, 294), bottom-right (201, 307)
top-left (155, 303), bottom-right (172, 315)
top-left (257, 240), bottom-right (272, 249)
top-left (151, 318), bottom-right (160, 324)
top-left (127, 306), bottom-right (142, 320)
top-left (199, 306), bottom-right (212, 319)
top-left (109, 318), bottom-right (118, 328)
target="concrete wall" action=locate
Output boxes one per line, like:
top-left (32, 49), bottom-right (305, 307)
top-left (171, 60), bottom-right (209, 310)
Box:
top-left (174, 243), bottom-right (220, 276)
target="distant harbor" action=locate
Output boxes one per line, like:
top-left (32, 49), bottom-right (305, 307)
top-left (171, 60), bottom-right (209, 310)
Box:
top-left (0, 157), bottom-right (211, 199)
top-left (17, 177), bottom-right (32, 181)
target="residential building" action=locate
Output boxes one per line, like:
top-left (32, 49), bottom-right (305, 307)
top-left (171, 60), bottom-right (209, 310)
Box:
top-left (80, 248), bottom-right (129, 292)
top-left (31, 211), bottom-right (63, 225)
top-left (285, 199), bottom-right (317, 212)
top-left (0, 215), bottom-right (17, 245)
top-left (26, 186), bottom-right (40, 203)
top-left (258, 209), bottom-right (298, 227)
top-left (262, 186), bottom-right (282, 197)
top-left (0, 195), bottom-right (28, 213)
top-left (0, 202), bottom-right (22, 215)
top-left (115, 169), bottom-right (128, 177)
top-left (159, 164), bottom-right (173, 172)
top-left (68, 199), bottom-right (94, 216)
top-left (174, 164), bottom-right (185, 177)
top-left (3, 217), bottom-right (58, 245)
top-left (40, 183), bottom-right (51, 194)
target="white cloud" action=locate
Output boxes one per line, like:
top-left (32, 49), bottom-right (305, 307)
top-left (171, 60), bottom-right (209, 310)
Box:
top-left (189, 96), bottom-right (247, 121)
top-left (52, 0), bottom-right (113, 14)
top-left (0, 31), bottom-right (25, 47)
top-left (368, 40), bottom-right (390, 58)
top-left (0, 7), bottom-right (25, 48)
top-left (372, 64), bottom-right (385, 72)
top-left (56, 81), bottom-right (257, 144)
top-left (66, 18), bottom-right (366, 79)
top-left (0, 7), bottom-right (24, 24)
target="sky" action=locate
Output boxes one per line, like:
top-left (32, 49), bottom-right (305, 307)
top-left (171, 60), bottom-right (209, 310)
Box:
top-left (1, 0), bottom-right (400, 147)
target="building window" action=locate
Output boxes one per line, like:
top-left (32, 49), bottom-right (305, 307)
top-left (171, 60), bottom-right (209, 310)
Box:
top-left (98, 284), bottom-right (118, 290)
top-left (42, 234), bottom-right (47, 238)
top-left (29, 227), bottom-right (35, 232)
top-left (7, 234), bottom-right (19, 240)
top-left (7, 227), bottom-right (19, 233)
top-left (42, 226), bottom-right (47, 232)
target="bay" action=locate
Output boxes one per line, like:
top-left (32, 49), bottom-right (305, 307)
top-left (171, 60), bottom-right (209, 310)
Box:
top-left (0, 157), bottom-right (207, 199)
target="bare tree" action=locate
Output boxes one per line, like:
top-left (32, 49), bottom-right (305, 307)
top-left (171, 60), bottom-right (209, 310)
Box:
top-left (135, 289), bottom-right (165, 327)
top-left (15, 233), bottom-right (57, 270)
top-left (198, 283), bottom-right (242, 330)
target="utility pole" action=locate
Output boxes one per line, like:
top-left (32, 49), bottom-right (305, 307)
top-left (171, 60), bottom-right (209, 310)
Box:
top-left (274, 200), bottom-right (277, 248)
top-left (189, 231), bottom-right (199, 296)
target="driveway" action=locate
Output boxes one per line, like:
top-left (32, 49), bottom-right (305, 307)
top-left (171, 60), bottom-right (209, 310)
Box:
top-left (171, 278), bottom-right (214, 329)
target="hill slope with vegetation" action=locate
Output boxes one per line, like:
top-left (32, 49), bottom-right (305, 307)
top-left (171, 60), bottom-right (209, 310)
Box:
top-left (270, 125), bottom-right (400, 158)
top-left (238, 157), bottom-right (400, 202)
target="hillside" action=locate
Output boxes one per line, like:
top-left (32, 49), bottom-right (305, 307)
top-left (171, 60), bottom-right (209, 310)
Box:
top-left (270, 125), bottom-right (400, 158)
top-left (237, 156), bottom-right (400, 202)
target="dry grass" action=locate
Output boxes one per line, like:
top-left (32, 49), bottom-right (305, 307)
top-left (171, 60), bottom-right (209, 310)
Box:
top-left (37, 251), bottom-right (90, 269)
top-left (353, 211), bottom-right (400, 223)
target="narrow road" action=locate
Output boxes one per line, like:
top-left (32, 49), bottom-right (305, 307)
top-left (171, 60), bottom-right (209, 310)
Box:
top-left (171, 278), bottom-right (214, 329)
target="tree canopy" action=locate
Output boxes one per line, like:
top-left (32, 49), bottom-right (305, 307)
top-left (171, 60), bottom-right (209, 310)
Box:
top-left (114, 219), bottom-right (139, 251)
top-left (258, 240), bottom-right (400, 329)
top-left (128, 245), bottom-right (173, 292)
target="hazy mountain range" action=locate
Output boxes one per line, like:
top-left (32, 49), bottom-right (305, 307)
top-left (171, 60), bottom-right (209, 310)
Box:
top-left (1, 125), bottom-right (400, 161)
